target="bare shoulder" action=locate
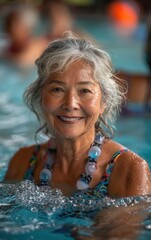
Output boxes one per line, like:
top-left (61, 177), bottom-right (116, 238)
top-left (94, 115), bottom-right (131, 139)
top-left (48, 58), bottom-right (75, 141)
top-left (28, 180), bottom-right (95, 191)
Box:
top-left (4, 145), bottom-right (36, 181)
top-left (9, 145), bottom-right (36, 164)
top-left (108, 150), bottom-right (151, 197)
top-left (102, 139), bottom-right (126, 161)
top-left (4, 142), bottom-right (47, 181)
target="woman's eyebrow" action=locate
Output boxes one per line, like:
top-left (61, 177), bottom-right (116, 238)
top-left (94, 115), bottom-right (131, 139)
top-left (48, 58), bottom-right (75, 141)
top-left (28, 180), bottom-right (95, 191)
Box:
top-left (77, 81), bottom-right (96, 86)
top-left (46, 80), bottom-right (96, 86)
top-left (46, 80), bottom-right (66, 85)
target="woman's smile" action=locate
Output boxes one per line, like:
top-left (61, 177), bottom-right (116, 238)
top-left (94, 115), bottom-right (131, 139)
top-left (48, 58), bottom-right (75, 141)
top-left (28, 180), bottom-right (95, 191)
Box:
top-left (41, 60), bottom-right (105, 138)
top-left (57, 115), bottom-right (84, 124)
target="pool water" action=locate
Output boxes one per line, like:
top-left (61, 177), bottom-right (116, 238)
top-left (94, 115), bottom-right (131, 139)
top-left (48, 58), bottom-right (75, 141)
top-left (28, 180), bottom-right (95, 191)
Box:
top-left (0, 178), bottom-right (151, 240)
top-left (115, 116), bottom-right (151, 168)
top-left (1, 109), bottom-right (151, 240)
top-left (76, 17), bottom-right (148, 74)
top-left (0, 16), bottom-right (151, 240)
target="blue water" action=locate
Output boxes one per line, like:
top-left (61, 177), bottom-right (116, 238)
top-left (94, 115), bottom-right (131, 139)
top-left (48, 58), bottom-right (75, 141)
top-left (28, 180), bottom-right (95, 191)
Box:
top-left (115, 116), bottom-right (151, 169)
top-left (0, 76), bottom-right (151, 239)
top-left (76, 17), bottom-right (148, 74)
top-left (0, 17), bottom-right (151, 240)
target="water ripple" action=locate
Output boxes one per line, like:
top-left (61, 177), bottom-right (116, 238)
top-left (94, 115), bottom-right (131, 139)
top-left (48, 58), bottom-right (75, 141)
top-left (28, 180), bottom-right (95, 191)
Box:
top-left (0, 181), bottom-right (151, 238)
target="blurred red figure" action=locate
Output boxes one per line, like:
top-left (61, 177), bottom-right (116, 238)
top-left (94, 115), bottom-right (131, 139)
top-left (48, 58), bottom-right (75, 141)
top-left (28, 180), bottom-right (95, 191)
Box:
top-left (40, 0), bottom-right (73, 41)
top-left (2, 5), bottom-right (47, 68)
top-left (107, 0), bottom-right (139, 35)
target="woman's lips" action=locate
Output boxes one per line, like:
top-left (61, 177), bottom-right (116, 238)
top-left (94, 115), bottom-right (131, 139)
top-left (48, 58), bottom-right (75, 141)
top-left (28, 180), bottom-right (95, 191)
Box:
top-left (57, 116), bottom-right (83, 123)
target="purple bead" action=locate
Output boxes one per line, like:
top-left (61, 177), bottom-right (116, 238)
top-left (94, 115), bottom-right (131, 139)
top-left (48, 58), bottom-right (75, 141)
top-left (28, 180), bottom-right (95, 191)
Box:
top-left (85, 162), bottom-right (97, 175)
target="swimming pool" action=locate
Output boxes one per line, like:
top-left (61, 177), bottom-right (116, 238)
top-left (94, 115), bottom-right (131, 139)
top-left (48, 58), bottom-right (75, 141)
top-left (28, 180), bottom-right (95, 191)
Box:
top-left (76, 17), bottom-right (148, 75)
top-left (1, 106), bottom-right (151, 240)
top-left (1, 17), bottom-right (151, 240)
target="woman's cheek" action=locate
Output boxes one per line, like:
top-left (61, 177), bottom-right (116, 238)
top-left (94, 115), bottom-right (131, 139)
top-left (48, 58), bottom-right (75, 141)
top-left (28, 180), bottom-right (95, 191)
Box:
top-left (41, 94), bottom-right (56, 113)
top-left (86, 96), bottom-right (101, 110)
top-left (41, 95), bottom-right (50, 113)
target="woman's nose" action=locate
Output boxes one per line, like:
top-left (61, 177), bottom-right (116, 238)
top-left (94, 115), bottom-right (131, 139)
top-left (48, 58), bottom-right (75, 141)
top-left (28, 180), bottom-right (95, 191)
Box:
top-left (62, 92), bottom-right (79, 111)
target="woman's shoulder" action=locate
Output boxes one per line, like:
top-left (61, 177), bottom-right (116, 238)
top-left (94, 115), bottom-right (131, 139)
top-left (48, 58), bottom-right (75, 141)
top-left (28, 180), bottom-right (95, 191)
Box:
top-left (105, 140), bottom-right (149, 171)
top-left (11, 142), bottom-right (48, 162)
top-left (12, 144), bottom-right (40, 160)
top-left (106, 141), bottom-right (151, 197)
top-left (102, 139), bottom-right (127, 161)
top-left (4, 142), bottom-right (48, 181)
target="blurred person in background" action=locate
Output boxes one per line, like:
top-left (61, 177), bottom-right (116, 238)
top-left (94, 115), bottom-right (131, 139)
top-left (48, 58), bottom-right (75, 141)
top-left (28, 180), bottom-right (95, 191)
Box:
top-left (0, 4), bottom-right (47, 151)
top-left (40, 0), bottom-right (73, 41)
top-left (39, 0), bottom-right (97, 44)
top-left (106, 0), bottom-right (151, 113)
top-left (0, 4), bottom-right (49, 112)
top-left (0, 4), bottom-right (47, 68)
top-left (106, 0), bottom-right (140, 37)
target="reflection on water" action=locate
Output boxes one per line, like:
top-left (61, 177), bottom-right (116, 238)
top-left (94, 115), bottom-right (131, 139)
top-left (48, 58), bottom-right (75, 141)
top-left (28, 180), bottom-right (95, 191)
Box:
top-left (0, 181), bottom-right (151, 239)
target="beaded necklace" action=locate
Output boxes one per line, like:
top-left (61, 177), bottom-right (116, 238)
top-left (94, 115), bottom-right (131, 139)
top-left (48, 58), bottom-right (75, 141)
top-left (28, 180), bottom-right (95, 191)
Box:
top-left (40, 133), bottom-right (105, 190)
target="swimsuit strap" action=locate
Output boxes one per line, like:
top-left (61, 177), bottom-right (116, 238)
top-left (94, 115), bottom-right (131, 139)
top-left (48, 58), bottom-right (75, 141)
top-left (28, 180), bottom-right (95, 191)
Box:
top-left (24, 144), bottom-right (41, 181)
top-left (24, 141), bottom-right (56, 182)
top-left (92, 148), bottom-right (129, 197)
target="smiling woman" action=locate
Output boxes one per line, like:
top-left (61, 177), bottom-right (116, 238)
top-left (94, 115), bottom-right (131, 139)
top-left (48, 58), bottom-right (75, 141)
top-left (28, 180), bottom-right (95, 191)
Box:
top-left (4, 32), bottom-right (151, 198)
top-left (41, 61), bottom-right (103, 139)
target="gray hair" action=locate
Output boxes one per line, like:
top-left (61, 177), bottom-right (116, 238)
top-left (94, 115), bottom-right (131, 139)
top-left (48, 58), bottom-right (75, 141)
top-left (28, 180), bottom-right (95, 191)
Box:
top-left (24, 32), bottom-right (126, 139)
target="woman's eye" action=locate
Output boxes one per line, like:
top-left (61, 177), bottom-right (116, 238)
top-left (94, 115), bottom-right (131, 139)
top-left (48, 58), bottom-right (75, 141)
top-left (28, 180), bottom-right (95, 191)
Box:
top-left (52, 87), bottom-right (63, 92)
top-left (81, 89), bottom-right (92, 94)
top-left (50, 87), bottom-right (65, 96)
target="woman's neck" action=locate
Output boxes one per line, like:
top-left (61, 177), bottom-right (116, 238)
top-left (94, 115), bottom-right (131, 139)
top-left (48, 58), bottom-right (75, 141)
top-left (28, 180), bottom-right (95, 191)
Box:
top-left (54, 132), bottom-right (95, 170)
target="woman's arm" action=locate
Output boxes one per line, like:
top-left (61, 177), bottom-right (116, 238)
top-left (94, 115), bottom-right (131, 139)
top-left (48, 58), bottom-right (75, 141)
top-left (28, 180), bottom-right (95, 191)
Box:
top-left (108, 151), bottom-right (151, 197)
top-left (4, 146), bottom-right (35, 181)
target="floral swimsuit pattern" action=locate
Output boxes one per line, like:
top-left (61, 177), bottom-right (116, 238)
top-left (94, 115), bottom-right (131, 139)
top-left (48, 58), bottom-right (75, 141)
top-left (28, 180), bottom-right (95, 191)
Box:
top-left (24, 145), bottom-right (128, 197)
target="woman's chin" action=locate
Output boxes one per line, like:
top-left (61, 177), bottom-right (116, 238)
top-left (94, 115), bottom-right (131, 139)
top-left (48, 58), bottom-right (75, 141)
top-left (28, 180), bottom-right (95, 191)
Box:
top-left (55, 130), bottom-right (84, 140)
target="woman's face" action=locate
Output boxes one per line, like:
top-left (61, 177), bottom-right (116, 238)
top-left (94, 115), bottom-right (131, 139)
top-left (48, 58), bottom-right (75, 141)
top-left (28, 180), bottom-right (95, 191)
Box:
top-left (41, 60), bottom-right (105, 139)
